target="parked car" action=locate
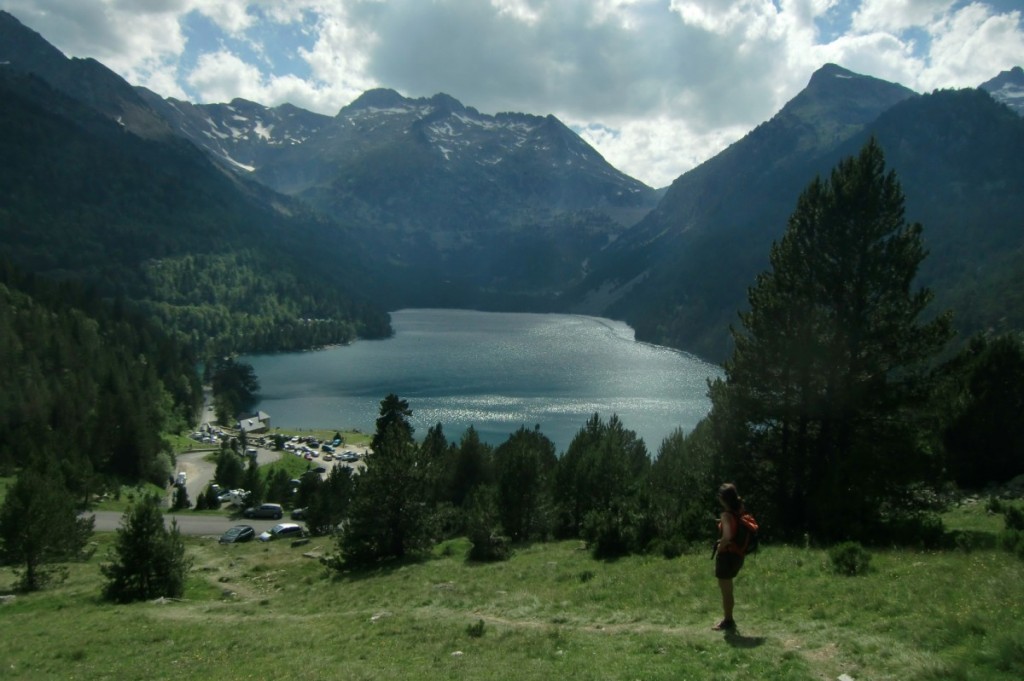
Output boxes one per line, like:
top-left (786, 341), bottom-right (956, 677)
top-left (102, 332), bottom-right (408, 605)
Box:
top-left (290, 507), bottom-right (306, 520)
top-left (243, 503), bottom-right (284, 520)
top-left (219, 525), bottom-right (256, 544)
top-left (258, 523), bottom-right (305, 542)
top-left (218, 489), bottom-right (250, 506)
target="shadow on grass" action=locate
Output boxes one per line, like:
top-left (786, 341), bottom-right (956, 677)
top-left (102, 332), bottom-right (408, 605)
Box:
top-left (723, 630), bottom-right (766, 648)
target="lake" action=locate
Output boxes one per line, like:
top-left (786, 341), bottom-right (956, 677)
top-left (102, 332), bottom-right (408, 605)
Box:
top-left (243, 309), bottom-right (722, 454)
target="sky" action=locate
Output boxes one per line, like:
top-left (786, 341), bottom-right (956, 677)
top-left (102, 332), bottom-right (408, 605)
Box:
top-left (2, 1), bottom-right (1022, 188)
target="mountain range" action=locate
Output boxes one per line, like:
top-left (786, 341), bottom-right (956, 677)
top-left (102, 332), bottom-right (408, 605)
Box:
top-left (138, 82), bottom-right (659, 309)
top-left (1, 9), bottom-right (1022, 362)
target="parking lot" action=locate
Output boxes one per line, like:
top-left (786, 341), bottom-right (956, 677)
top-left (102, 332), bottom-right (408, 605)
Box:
top-left (173, 434), bottom-right (370, 516)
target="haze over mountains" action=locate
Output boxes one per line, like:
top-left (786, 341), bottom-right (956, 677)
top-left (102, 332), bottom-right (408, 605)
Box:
top-left (1, 9), bottom-right (1022, 362)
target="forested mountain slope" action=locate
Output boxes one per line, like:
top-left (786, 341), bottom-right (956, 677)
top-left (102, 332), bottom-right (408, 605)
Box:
top-left (0, 12), bottom-right (391, 356)
top-left (0, 262), bottom-right (201, 486)
top-left (571, 66), bottom-right (1024, 361)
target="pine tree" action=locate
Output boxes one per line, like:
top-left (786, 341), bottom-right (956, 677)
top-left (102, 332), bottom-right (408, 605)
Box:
top-left (241, 457), bottom-right (265, 506)
top-left (447, 426), bottom-right (493, 508)
top-left (493, 425), bottom-right (558, 542)
top-left (710, 139), bottom-right (952, 541)
top-left (214, 447), bottom-right (244, 490)
top-left (101, 494), bottom-right (192, 603)
top-left (941, 333), bottom-right (1024, 488)
top-left (172, 483), bottom-right (191, 510)
top-left (304, 465), bottom-right (353, 536)
top-left (372, 393), bottom-right (414, 452)
top-left (555, 414), bottom-right (650, 538)
top-left (335, 395), bottom-right (434, 566)
top-left (648, 423), bottom-right (717, 548)
top-left (0, 470), bottom-right (94, 591)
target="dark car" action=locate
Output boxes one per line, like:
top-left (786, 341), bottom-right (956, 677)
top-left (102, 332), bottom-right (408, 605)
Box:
top-left (219, 525), bottom-right (256, 544)
top-left (242, 503), bottom-right (284, 520)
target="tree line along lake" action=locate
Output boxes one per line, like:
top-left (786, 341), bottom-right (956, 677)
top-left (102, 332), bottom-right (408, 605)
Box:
top-left (242, 308), bottom-right (723, 454)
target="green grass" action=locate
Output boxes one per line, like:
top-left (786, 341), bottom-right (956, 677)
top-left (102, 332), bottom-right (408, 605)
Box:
top-left (1, 526), bottom-right (1022, 680)
top-left (91, 483), bottom-right (169, 513)
top-left (166, 431), bottom-right (204, 454)
top-left (941, 499), bottom-right (1005, 534)
top-left (262, 450), bottom-right (321, 479)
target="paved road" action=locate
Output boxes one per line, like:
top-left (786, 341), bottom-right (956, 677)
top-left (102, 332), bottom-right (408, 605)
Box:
top-left (88, 510), bottom-right (290, 537)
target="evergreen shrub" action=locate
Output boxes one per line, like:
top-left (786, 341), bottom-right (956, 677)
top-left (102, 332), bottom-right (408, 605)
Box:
top-left (828, 541), bottom-right (872, 576)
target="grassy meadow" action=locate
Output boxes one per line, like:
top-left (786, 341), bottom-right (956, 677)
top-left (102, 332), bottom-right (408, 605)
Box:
top-left (2, 501), bottom-right (1022, 681)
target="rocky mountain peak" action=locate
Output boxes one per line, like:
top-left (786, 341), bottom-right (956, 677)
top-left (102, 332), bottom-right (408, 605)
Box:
top-left (980, 65), bottom-right (1024, 116)
top-left (343, 87), bottom-right (410, 112)
top-left (0, 10), bottom-right (66, 69)
top-left (426, 92), bottom-right (467, 115)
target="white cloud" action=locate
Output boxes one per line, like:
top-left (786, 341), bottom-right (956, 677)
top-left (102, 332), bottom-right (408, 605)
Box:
top-left (296, 4), bottom-right (379, 96)
top-left (1, 0), bottom-right (1021, 187)
top-left (185, 50), bottom-right (263, 103)
top-left (574, 115), bottom-right (751, 190)
top-left (924, 4), bottom-right (1024, 87)
top-left (851, 0), bottom-right (955, 33)
top-left (190, 0), bottom-right (253, 35)
top-left (490, 0), bottom-right (541, 25)
top-left (183, 47), bottom-right (340, 113)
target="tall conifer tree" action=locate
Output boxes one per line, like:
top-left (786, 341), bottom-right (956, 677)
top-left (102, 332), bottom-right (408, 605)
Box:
top-left (336, 395), bottom-right (433, 565)
top-left (101, 494), bottom-right (191, 602)
top-left (0, 470), bottom-right (93, 591)
top-left (710, 139), bottom-right (952, 541)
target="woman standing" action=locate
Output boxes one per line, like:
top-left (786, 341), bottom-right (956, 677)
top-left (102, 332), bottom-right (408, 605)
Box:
top-left (713, 482), bottom-right (746, 631)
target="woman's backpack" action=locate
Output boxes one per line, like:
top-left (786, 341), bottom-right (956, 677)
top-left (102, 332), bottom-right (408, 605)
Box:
top-left (733, 511), bottom-right (760, 556)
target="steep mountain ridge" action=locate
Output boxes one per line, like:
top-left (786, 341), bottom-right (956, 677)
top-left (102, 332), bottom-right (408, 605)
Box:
top-left (567, 65), bottom-right (919, 354)
top-left (571, 66), bottom-right (1024, 361)
top-left (0, 11), bottom-right (172, 140)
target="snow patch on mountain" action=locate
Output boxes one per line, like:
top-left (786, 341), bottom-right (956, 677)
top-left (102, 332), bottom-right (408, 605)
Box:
top-left (980, 66), bottom-right (1024, 116)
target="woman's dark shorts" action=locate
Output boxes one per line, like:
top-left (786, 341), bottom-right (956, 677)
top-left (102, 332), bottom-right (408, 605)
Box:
top-left (715, 551), bottom-right (745, 579)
